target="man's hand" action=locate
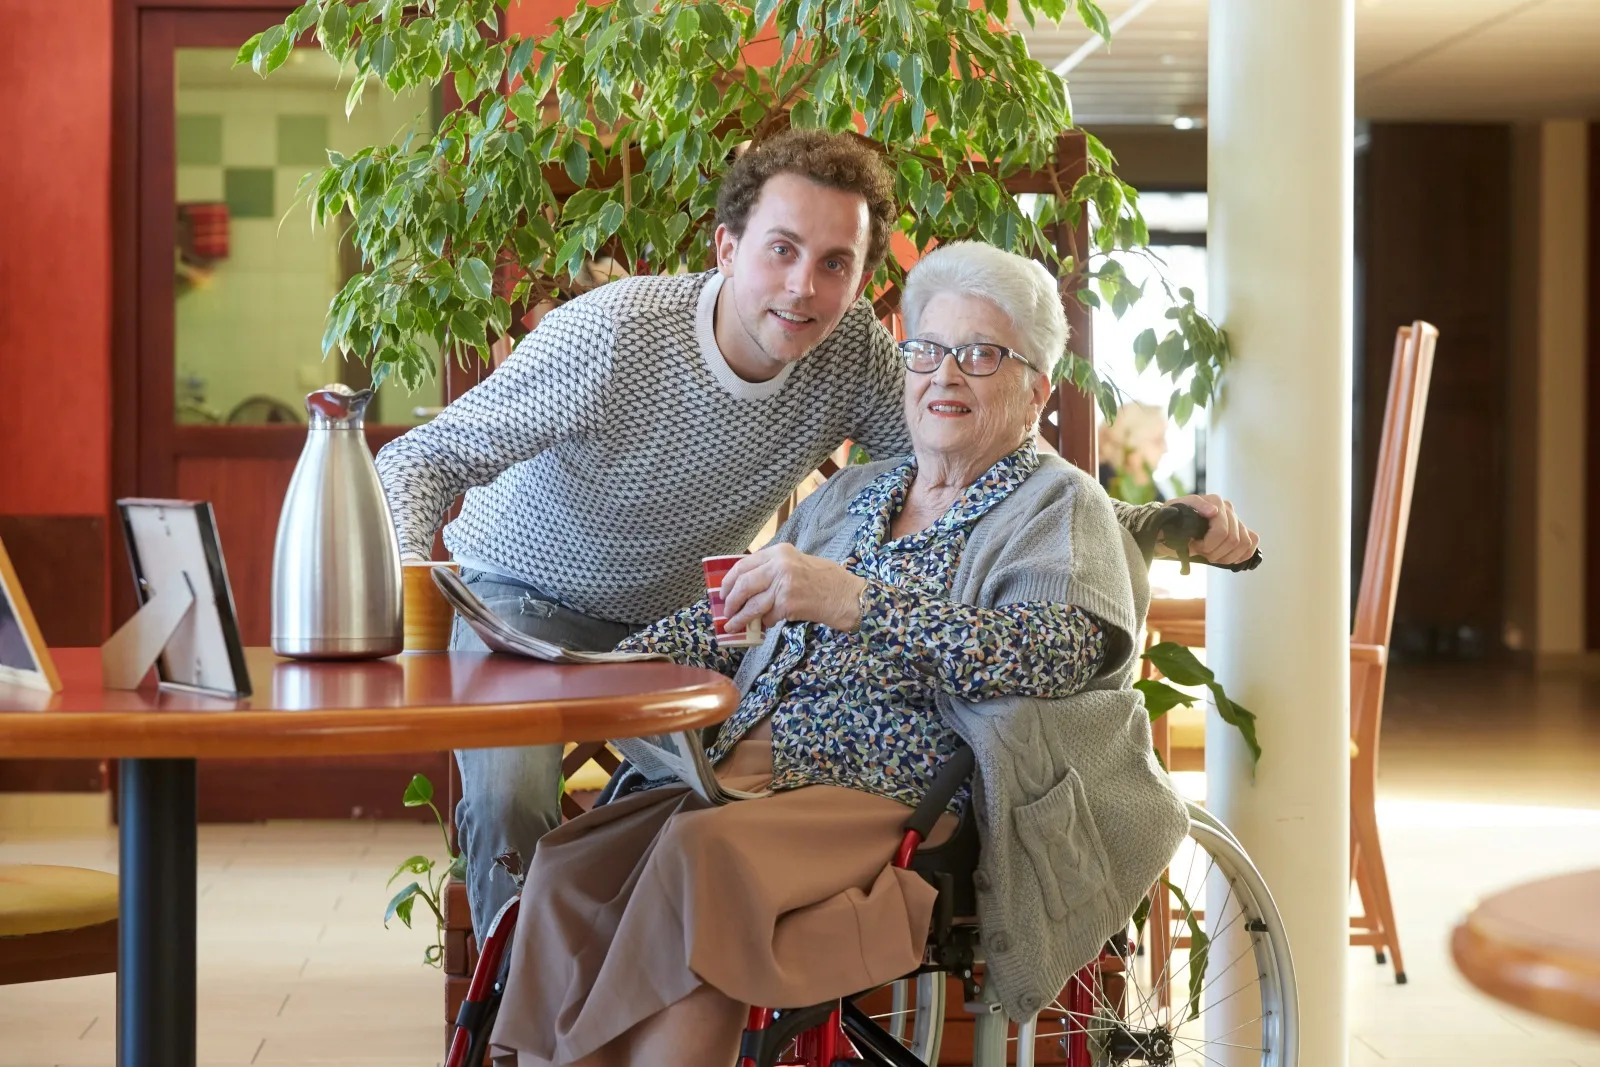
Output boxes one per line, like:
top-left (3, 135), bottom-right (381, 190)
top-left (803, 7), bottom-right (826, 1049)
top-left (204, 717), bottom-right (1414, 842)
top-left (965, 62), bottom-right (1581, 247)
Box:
top-left (722, 544), bottom-right (868, 633)
top-left (1161, 494), bottom-right (1259, 566)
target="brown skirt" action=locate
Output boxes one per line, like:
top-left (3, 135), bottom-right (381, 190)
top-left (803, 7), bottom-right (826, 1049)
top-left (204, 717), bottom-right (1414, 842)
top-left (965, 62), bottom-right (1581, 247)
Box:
top-left (488, 741), bottom-right (943, 1067)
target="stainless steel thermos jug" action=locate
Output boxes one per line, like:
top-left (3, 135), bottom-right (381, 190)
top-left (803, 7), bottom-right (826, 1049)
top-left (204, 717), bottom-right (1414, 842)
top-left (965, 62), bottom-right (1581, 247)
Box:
top-left (271, 385), bottom-right (403, 659)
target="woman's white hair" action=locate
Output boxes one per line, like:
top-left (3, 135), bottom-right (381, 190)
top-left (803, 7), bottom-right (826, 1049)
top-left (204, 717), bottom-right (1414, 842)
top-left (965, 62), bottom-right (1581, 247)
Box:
top-left (900, 241), bottom-right (1068, 379)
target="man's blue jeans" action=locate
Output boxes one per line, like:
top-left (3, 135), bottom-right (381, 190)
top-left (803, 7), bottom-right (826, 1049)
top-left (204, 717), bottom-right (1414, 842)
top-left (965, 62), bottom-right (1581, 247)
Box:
top-left (449, 568), bottom-right (636, 940)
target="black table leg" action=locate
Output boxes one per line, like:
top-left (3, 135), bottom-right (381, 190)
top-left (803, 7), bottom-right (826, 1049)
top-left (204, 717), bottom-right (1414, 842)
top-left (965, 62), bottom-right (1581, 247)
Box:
top-left (118, 757), bottom-right (197, 1067)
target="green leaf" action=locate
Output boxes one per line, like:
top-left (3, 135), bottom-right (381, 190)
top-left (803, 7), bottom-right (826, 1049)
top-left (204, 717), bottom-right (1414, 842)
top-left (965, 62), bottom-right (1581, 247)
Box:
top-left (402, 773), bottom-right (434, 808)
top-left (673, 7), bottom-right (701, 42)
top-left (596, 199), bottom-right (626, 240)
top-left (1171, 392), bottom-right (1195, 427)
top-left (509, 36), bottom-right (537, 77)
top-left (384, 881), bottom-right (421, 928)
top-left (235, 32), bottom-right (265, 69)
top-left (459, 257), bottom-right (494, 301)
top-left (755, 0), bottom-right (782, 31)
top-left (1165, 878), bottom-right (1210, 1021)
top-left (1075, 0), bottom-right (1112, 39)
top-left (1207, 682), bottom-right (1262, 766)
top-left (1155, 332), bottom-right (1186, 374)
top-left (448, 852), bottom-right (467, 881)
top-left (1132, 327), bottom-right (1158, 371)
top-left (563, 140), bottom-right (590, 186)
top-left (900, 53), bottom-right (924, 106)
top-left (253, 25), bottom-right (289, 75)
top-left (450, 307), bottom-right (485, 345)
top-left (508, 85), bottom-right (541, 124)
top-left (1133, 678), bottom-right (1195, 721)
top-left (369, 34), bottom-right (397, 76)
top-left (387, 855), bottom-right (434, 886)
top-left (1143, 642), bottom-right (1213, 687)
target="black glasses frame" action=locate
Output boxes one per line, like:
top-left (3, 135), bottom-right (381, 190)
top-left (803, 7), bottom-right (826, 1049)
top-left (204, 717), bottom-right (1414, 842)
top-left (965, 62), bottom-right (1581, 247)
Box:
top-left (898, 338), bottom-right (1039, 377)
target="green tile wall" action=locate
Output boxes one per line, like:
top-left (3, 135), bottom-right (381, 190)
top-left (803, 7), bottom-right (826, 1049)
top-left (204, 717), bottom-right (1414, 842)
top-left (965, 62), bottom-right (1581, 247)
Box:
top-left (277, 115), bottom-right (328, 166)
top-left (223, 167), bottom-right (275, 219)
top-left (177, 115), bottom-right (223, 165)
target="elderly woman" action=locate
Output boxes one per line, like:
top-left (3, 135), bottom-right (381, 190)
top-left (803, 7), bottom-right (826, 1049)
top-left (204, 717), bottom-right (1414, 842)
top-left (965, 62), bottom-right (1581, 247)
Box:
top-left (489, 242), bottom-right (1190, 1067)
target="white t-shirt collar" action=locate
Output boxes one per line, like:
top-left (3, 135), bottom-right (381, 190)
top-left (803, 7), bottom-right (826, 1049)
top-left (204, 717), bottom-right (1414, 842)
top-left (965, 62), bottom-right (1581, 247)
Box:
top-left (697, 272), bottom-right (796, 400)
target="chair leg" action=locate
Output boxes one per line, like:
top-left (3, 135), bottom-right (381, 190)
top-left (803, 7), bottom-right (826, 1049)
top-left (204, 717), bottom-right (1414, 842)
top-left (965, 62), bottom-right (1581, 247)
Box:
top-left (1352, 805), bottom-right (1406, 983)
top-left (1350, 841), bottom-right (1386, 965)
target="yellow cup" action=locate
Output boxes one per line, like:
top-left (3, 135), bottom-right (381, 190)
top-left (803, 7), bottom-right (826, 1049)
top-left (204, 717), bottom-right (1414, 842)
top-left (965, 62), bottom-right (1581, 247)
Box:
top-left (402, 561), bottom-right (460, 653)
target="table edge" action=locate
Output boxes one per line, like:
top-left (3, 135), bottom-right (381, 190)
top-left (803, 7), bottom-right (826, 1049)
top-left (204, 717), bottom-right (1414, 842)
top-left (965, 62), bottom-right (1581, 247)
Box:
top-left (0, 676), bottom-right (741, 759)
top-left (1451, 919), bottom-right (1600, 1034)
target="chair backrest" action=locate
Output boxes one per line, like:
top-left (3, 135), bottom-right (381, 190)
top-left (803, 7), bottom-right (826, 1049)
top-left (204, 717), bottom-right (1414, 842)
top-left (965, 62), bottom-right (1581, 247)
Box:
top-left (1352, 322), bottom-right (1439, 654)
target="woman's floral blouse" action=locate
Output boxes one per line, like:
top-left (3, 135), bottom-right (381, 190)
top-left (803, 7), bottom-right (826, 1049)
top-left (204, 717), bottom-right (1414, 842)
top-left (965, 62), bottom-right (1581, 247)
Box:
top-left (617, 442), bottom-right (1108, 813)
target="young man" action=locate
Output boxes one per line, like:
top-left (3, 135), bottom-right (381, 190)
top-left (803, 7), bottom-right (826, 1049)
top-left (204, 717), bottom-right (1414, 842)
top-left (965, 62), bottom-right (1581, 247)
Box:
top-left (376, 129), bottom-right (1256, 935)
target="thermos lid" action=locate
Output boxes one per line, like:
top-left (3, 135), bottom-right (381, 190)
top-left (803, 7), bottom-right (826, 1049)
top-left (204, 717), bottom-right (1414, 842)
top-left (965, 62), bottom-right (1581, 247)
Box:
top-left (304, 384), bottom-right (375, 429)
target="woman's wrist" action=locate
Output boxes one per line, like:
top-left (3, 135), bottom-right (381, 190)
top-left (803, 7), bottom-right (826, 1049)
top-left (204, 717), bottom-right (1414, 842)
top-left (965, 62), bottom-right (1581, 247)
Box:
top-left (838, 574), bottom-right (870, 632)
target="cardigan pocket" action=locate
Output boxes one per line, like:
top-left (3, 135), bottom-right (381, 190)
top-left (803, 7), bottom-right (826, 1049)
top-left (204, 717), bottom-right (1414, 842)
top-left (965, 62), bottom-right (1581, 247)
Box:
top-left (1012, 769), bottom-right (1114, 922)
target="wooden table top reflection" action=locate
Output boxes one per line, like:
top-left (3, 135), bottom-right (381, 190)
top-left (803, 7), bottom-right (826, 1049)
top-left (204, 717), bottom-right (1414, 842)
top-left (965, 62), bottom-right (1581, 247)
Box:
top-left (1452, 869), bottom-right (1600, 1033)
top-left (0, 647), bottom-right (740, 759)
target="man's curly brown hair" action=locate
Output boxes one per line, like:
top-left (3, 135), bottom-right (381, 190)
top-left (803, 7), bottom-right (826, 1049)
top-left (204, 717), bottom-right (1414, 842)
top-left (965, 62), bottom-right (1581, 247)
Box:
top-left (715, 129), bottom-right (896, 272)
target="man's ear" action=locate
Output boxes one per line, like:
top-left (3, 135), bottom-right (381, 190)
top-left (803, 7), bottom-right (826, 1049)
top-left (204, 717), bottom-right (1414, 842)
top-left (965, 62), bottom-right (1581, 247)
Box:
top-left (713, 223), bottom-right (738, 274)
top-left (851, 266), bottom-right (873, 302)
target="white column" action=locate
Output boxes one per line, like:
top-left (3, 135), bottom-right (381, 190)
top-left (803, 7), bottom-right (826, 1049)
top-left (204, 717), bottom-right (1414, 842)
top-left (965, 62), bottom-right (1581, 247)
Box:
top-left (1206, 2), bottom-right (1353, 1067)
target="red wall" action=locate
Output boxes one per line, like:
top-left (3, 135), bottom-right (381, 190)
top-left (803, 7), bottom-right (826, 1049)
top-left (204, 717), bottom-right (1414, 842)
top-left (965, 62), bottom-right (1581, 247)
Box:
top-left (0, 0), bottom-right (114, 517)
top-left (0, 0), bottom-right (762, 517)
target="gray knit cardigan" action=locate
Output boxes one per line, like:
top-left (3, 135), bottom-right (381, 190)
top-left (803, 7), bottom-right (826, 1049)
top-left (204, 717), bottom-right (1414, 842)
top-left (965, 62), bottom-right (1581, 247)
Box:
top-left (731, 453), bottom-right (1190, 1021)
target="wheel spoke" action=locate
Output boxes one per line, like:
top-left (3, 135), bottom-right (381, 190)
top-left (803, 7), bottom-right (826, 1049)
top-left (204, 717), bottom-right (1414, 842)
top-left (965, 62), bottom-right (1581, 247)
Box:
top-left (1171, 935), bottom-right (1264, 1024)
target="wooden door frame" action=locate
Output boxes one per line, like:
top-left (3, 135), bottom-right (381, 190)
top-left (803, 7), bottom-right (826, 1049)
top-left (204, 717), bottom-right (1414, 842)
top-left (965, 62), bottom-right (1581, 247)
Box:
top-left (1587, 121), bottom-right (1600, 650)
top-left (110, 0), bottom-right (431, 623)
top-left (109, 1), bottom-right (448, 823)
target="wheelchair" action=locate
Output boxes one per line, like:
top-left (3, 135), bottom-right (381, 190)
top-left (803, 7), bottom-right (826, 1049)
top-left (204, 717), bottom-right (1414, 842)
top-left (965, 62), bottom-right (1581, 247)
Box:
top-left (446, 506), bottom-right (1298, 1067)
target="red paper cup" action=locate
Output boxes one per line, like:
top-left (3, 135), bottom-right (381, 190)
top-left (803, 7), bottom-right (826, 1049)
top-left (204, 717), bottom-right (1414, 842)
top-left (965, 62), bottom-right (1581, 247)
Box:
top-left (702, 555), bottom-right (764, 648)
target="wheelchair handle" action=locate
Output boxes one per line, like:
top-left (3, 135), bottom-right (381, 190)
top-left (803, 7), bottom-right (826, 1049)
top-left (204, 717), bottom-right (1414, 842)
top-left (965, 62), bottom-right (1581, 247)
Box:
top-left (1138, 502), bottom-right (1264, 574)
top-left (897, 744), bottom-right (976, 866)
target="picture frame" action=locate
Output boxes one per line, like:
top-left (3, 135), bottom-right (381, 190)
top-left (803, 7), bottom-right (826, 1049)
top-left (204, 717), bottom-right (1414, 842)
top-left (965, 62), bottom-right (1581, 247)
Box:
top-left (0, 535), bottom-right (62, 693)
top-left (117, 499), bottom-right (251, 699)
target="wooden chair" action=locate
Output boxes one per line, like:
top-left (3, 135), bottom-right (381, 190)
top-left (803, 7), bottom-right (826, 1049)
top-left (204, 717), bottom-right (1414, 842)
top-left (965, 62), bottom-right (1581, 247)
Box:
top-left (1347, 320), bottom-right (1438, 984)
top-left (1153, 321), bottom-right (1437, 985)
top-left (0, 864), bottom-right (118, 984)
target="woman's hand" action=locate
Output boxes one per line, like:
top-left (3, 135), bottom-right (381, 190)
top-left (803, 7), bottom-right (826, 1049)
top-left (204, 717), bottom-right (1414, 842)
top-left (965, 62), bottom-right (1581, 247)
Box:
top-left (722, 545), bottom-right (869, 634)
top-left (1161, 493), bottom-right (1260, 565)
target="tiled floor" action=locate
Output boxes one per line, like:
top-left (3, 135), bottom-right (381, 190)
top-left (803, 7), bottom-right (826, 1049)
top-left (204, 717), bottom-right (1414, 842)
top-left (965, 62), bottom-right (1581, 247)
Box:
top-left (0, 822), bottom-right (443, 1066)
top-left (3, 663), bottom-right (1599, 1065)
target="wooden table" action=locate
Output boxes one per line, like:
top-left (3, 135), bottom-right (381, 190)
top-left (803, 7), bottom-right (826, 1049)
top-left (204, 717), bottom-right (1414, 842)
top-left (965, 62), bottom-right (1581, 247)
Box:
top-left (0, 647), bottom-right (739, 1067)
top-left (1452, 870), bottom-right (1600, 1033)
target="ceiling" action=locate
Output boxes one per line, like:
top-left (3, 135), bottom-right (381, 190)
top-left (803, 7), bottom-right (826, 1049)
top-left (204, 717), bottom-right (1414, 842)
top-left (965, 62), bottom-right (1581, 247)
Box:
top-left (1022, 0), bottom-right (1600, 125)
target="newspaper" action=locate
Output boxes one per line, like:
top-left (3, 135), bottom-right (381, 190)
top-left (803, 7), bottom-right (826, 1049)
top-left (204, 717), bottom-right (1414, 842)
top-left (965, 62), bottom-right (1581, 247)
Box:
top-left (611, 733), bottom-right (770, 805)
top-left (432, 566), bottom-right (766, 804)
top-left (433, 566), bottom-right (665, 664)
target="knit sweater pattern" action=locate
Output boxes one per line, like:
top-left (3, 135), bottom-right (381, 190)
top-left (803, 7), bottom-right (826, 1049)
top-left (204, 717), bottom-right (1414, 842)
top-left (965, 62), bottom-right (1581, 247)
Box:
top-left (732, 453), bottom-right (1191, 1021)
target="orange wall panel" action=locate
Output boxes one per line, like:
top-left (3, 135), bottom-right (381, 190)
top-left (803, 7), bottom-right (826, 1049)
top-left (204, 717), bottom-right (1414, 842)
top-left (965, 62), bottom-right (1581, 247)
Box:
top-left (0, 0), bottom-right (114, 517)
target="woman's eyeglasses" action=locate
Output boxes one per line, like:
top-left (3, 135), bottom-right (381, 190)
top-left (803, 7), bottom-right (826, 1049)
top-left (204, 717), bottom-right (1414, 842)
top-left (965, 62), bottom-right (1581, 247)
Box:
top-left (898, 339), bottom-right (1039, 377)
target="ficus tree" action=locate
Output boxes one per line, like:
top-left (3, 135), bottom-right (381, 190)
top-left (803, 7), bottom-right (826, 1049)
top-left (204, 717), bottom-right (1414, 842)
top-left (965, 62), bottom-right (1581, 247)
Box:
top-left (243, 0), bottom-right (1230, 426)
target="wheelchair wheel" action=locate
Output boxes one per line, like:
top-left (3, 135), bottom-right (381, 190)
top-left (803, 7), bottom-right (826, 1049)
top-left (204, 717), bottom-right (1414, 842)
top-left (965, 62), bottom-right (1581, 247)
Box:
top-left (1006, 802), bottom-right (1298, 1067)
top-left (893, 803), bottom-right (1298, 1067)
top-left (861, 971), bottom-right (947, 1063)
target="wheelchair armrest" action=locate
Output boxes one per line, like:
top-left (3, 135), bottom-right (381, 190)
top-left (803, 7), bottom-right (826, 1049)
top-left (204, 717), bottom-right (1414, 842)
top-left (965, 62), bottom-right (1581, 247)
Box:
top-left (902, 744), bottom-right (975, 844)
